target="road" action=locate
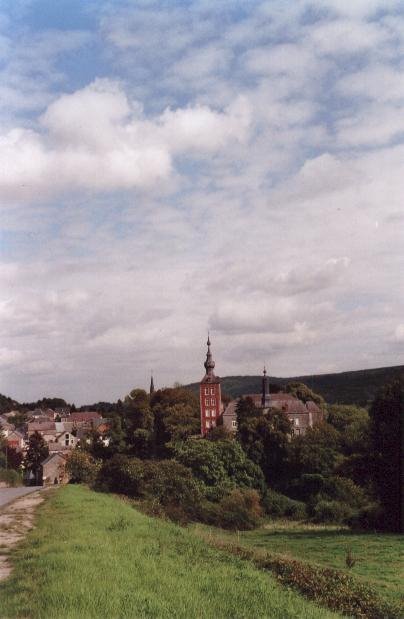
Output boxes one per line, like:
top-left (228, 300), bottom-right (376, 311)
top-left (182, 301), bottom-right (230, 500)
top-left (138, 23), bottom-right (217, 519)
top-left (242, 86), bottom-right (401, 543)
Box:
top-left (0, 486), bottom-right (43, 508)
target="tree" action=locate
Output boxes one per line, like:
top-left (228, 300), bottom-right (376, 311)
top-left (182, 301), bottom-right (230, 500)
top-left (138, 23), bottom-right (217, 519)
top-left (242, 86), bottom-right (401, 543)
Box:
top-left (369, 378), bottom-right (404, 532)
top-left (24, 432), bottom-right (49, 484)
top-left (286, 382), bottom-right (325, 408)
top-left (66, 449), bottom-right (100, 484)
top-left (237, 409), bottom-right (291, 488)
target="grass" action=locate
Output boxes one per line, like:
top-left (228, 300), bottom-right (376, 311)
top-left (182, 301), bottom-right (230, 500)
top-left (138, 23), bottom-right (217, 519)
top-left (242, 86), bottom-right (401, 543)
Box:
top-left (192, 519), bottom-right (404, 605)
top-left (0, 486), bottom-right (340, 619)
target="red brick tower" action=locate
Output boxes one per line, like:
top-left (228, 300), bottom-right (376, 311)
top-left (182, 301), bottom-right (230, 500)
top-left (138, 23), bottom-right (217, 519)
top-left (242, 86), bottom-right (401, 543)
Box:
top-left (200, 335), bottom-right (222, 435)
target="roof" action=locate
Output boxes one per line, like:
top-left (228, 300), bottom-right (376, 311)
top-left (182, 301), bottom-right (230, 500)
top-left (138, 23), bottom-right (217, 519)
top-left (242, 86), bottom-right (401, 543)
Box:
top-left (68, 412), bottom-right (102, 422)
top-left (28, 422), bottom-right (56, 432)
top-left (41, 452), bottom-right (68, 465)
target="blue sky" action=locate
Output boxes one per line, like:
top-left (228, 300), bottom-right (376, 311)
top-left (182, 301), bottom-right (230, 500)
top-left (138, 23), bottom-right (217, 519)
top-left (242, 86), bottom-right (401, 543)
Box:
top-left (0, 0), bottom-right (403, 403)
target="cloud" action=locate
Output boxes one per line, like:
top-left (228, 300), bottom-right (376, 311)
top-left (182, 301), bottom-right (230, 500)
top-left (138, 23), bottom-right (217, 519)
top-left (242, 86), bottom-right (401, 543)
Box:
top-left (1, 1), bottom-right (404, 402)
top-left (0, 79), bottom-right (251, 201)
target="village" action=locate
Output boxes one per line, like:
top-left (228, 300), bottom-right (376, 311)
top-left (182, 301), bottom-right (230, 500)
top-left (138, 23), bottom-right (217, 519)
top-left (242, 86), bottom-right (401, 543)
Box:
top-left (0, 407), bottom-right (110, 485)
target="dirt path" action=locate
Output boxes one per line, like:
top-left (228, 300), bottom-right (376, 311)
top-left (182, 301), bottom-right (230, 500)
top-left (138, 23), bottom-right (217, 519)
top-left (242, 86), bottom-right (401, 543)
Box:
top-left (0, 489), bottom-right (46, 581)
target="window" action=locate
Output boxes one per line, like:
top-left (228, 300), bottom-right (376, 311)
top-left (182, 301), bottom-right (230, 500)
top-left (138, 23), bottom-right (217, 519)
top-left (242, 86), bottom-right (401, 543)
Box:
top-left (232, 420), bottom-right (238, 428)
top-left (295, 418), bottom-right (299, 426)
top-left (211, 410), bottom-right (216, 418)
top-left (206, 420), bottom-right (211, 428)
top-left (205, 387), bottom-right (209, 395)
top-left (205, 399), bottom-right (209, 406)
top-left (211, 398), bottom-right (215, 405)
top-left (206, 410), bottom-right (211, 417)
top-left (210, 388), bottom-right (215, 395)
top-left (211, 420), bottom-right (216, 427)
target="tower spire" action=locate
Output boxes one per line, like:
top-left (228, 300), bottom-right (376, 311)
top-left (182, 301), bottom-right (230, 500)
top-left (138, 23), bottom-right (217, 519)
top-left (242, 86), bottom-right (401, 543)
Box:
top-left (204, 333), bottom-right (215, 378)
top-left (150, 372), bottom-right (155, 395)
top-left (261, 365), bottom-right (270, 407)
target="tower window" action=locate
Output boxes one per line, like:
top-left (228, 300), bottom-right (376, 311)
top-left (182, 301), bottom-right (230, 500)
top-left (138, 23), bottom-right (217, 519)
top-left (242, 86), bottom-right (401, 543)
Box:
top-left (205, 399), bottom-right (209, 406)
top-left (211, 398), bottom-right (215, 405)
top-left (206, 410), bottom-right (211, 417)
top-left (210, 388), bottom-right (215, 395)
top-left (205, 388), bottom-right (209, 395)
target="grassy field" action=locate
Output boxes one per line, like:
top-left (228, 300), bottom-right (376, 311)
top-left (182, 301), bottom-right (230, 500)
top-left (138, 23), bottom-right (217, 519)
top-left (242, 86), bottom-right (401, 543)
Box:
top-left (0, 486), bottom-right (340, 619)
top-left (193, 520), bottom-right (404, 605)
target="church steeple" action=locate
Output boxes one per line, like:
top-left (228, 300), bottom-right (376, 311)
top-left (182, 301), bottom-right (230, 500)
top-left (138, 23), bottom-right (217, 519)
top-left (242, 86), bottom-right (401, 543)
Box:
top-left (149, 373), bottom-right (155, 395)
top-left (261, 366), bottom-right (270, 407)
top-left (204, 333), bottom-right (216, 378)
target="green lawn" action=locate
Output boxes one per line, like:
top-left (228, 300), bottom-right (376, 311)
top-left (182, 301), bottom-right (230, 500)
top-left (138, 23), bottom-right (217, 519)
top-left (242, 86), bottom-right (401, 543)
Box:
top-left (0, 486), bottom-right (339, 619)
top-left (193, 520), bottom-right (404, 605)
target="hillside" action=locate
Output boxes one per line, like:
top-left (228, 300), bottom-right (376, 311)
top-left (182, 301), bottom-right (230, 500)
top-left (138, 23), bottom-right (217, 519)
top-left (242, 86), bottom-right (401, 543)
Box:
top-left (185, 364), bottom-right (404, 406)
top-left (0, 486), bottom-right (337, 619)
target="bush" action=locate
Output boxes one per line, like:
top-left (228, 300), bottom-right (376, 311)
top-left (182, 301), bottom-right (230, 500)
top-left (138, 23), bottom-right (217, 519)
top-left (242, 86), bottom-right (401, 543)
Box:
top-left (0, 468), bottom-right (22, 487)
top-left (207, 489), bottom-right (263, 530)
top-left (312, 500), bottom-right (354, 524)
top-left (348, 502), bottom-right (384, 530)
top-left (66, 450), bottom-right (101, 484)
top-left (263, 489), bottom-right (307, 520)
top-left (97, 454), bottom-right (145, 496)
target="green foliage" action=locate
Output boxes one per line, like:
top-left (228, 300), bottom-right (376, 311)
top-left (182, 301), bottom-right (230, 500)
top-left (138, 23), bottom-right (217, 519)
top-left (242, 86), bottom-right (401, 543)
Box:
top-left (237, 410), bottom-right (291, 487)
top-left (262, 489), bottom-right (307, 520)
top-left (312, 500), bottom-right (354, 524)
top-left (23, 431), bottom-right (49, 477)
top-left (0, 468), bottom-right (22, 487)
top-left (97, 454), bottom-right (145, 496)
top-left (286, 382), bottom-right (325, 408)
top-left (288, 423), bottom-right (341, 479)
top-left (369, 377), bottom-right (404, 532)
top-left (171, 439), bottom-right (265, 501)
top-left (66, 449), bottom-right (101, 484)
top-left (206, 489), bottom-right (263, 531)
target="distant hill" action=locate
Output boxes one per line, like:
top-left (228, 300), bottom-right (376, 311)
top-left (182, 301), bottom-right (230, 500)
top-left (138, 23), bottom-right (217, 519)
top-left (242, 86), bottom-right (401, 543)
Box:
top-left (185, 365), bottom-right (404, 406)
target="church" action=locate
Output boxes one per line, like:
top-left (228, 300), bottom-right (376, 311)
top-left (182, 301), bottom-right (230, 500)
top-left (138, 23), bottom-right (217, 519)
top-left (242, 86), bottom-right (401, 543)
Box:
top-left (199, 337), bottom-right (323, 436)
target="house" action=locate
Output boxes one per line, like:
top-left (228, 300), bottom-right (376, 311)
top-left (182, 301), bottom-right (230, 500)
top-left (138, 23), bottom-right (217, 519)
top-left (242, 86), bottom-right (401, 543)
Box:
top-left (27, 421), bottom-right (57, 442)
top-left (41, 453), bottom-right (70, 486)
top-left (63, 411), bottom-right (102, 431)
top-left (222, 369), bottom-right (323, 435)
top-left (5, 429), bottom-right (25, 451)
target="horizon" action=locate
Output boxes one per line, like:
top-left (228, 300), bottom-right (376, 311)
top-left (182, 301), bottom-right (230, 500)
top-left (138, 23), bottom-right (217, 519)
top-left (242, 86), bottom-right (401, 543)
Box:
top-left (4, 360), bottom-right (403, 407)
top-left (1, 1), bottom-right (404, 404)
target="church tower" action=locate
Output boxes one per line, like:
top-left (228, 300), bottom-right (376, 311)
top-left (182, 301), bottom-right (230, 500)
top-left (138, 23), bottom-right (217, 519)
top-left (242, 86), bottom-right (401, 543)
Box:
top-left (200, 335), bottom-right (222, 435)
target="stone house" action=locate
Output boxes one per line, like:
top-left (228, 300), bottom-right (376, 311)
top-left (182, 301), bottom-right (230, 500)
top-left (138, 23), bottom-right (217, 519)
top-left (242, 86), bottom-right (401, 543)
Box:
top-left (41, 453), bottom-right (70, 486)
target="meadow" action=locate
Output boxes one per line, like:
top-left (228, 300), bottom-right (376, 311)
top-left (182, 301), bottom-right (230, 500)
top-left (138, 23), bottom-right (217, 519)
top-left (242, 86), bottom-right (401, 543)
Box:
top-left (193, 520), bottom-right (404, 605)
top-left (0, 485), bottom-right (339, 619)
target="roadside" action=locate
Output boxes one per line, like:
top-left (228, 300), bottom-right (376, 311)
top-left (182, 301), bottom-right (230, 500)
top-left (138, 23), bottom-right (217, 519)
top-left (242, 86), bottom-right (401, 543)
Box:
top-left (0, 488), bottom-right (46, 581)
top-left (0, 487), bottom-right (43, 509)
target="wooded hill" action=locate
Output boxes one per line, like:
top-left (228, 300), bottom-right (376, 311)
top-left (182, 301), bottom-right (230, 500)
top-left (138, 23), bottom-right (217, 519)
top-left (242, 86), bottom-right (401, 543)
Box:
top-left (185, 364), bottom-right (404, 406)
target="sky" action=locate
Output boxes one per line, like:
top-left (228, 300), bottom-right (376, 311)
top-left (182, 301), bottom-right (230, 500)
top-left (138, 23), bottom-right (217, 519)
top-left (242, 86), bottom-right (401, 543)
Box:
top-left (0, 0), bottom-right (404, 404)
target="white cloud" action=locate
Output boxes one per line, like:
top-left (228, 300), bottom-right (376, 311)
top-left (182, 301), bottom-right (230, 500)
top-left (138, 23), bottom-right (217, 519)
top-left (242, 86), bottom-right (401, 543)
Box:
top-left (0, 80), bottom-right (251, 201)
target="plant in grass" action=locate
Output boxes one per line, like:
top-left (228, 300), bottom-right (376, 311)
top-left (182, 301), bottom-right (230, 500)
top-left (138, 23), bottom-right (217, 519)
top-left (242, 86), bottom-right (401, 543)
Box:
top-left (345, 548), bottom-right (356, 569)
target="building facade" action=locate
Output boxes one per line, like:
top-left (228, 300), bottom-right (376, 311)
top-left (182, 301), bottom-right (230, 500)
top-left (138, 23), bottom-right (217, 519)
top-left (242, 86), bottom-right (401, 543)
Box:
top-left (199, 336), bottom-right (222, 435)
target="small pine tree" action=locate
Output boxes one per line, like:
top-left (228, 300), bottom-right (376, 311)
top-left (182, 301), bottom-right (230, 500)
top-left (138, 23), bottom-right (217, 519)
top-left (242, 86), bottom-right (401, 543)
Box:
top-left (345, 548), bottom-right (356, 569)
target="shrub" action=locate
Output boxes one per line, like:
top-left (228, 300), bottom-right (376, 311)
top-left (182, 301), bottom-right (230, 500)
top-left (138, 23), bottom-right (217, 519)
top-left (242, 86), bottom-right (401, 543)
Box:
top-left (0, 468), bottom-right (22, 487)
top-left (348, 502), bottom-right (384, 530)
top-left (313, 500), bottom-right (354, 524)
top-left (97, 454), bottom-right (145, 496)
top-left (66, 450), bottom-right (101, 484)
top-left (142, 459), bottom-right (203, 516)
top-left (263, 489), bottom-right (307, 520)
top-left (210, 489), bottom-right (263, 530)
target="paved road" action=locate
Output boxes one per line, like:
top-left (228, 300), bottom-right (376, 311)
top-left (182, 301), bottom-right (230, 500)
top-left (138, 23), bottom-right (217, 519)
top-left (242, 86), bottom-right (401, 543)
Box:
top-left (0, 486), bottom-right (43, 508)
